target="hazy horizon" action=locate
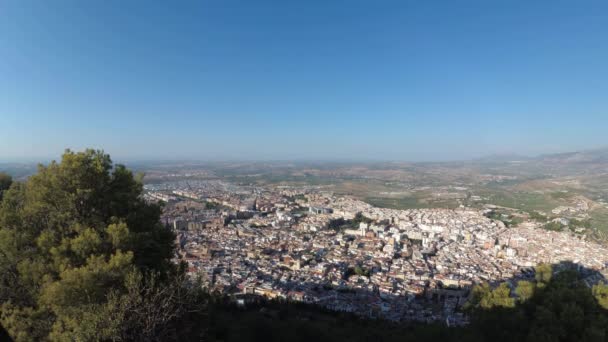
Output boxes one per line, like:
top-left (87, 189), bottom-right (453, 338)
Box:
top-left (1, 145), bottom-right (608, 165)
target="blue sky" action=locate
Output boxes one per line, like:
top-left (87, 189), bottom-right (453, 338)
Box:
top-left (1, 0), bottom-right (607, 162)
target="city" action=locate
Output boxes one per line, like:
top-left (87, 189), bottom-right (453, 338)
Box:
top-left (150, 178), bottom-right (608, 325)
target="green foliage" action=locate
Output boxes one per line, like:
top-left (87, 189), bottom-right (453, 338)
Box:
top-left (205, 201), bottom-right (220, 210)
top-left (535, 263), bottom-right (552, 284)
top-left (543, 221), bottom-right (565, 231)
top-left (0, 172), bottom-right (11, 196)
top-left (485, 211), bottom-right (503, 221)
top-left (328, 213), bottom-right (372, 232)
top-left (485, 210), bottom-right (522, 227)
top-left (515, 280), bottom-right (535, 302)
top-left (352, 212), bottom-right (372, 225)
top-left (510, 216), bottom-right (524, 226)
top-left (468, 282), bottom-right (515, 309)
top-left (570, 219), bottom-right (592, 229)
top-left (354, 265), bottom-right (370, 277)
top-left (0, 173), bottom-right (11, 189)
top-left (528, 211), bottom-right (548, 222)
top-left (343, 265), bottom-right (371, 279)
top-left (327, 218), bottom-right (347, 231)
top-left (0, 149), bottom-right (180, 341)
top-left (465, 269), bottom-right (608, 342)
top-left (549, 191), bottom-right (573, 200)
top-left (593, 282), bottom-right (608, 310)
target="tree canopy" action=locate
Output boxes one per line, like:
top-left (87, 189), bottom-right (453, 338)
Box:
top-left (0, 172), bottom-right (12, 201)
top-left (464, 265), bottom-right (608, 342)
top-left (0, 149), bottom-right (182, 341)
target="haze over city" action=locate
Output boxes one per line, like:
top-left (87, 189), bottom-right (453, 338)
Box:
top-left (2, 0), bottom-right (608, 161)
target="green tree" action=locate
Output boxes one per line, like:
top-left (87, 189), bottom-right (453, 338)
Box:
top-left (543, 221), bottom-right (564, 232)
top-left (467, 282), bottom-right (515, 309)
top-left (354, 265), bottom-right (370, 277)
top-left (535, 263), bottom-right (552, 285)
top-left (528, 211), bottom-right (547, 222)
top-left (465, 269), bottom-right (608, 342)
top-left (593, 282), bottom-right (608, 310)
top-left (515, 280), bottom-right (535, 302)
top-left (0, 172), bottom-right (11, 201)
top-left (0, 149), bottom-right (179, 341)
top-left (352, 212), bottom-right (372, 225)
top-left (487, 283), bottom-right (515, 308)
top-left (465, 282), bottom-right (491, 310)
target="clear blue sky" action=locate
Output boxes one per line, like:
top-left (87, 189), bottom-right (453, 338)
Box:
top-left (1, 0), bottom-right (607, 162)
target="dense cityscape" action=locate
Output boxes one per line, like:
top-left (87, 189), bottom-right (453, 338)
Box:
top-left (148, 179), bottom-right (608, 325)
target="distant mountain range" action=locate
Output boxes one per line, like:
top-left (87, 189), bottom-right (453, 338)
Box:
top-left (476, 148), bottom-right (608, 164)
top-left (536, 148), bottom-right (608, 164)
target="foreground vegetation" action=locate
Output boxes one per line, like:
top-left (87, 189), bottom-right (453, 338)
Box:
top-left (0, 150), bottom-right (206, 341)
